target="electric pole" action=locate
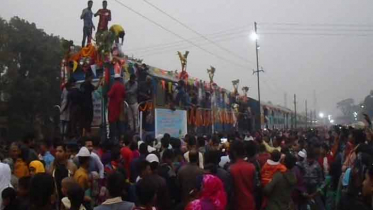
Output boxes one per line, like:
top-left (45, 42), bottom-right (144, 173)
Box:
top-left (294, 94), bottom-right (297, 129)
top-left (252, 21), bottom-right (264, 129)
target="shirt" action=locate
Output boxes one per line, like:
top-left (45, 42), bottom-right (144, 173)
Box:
top-left (108, 81), bottom-right (125, 123)
top-left (81, 8), bottom-right (94, 28)
top-left (42, 151), bottom-right (55, 171)
top-left (125, 81), bottom-right (138, 105)
top-left (74, 167), bottom-right (90, 190)
top-left (229, 159), bottom-right (256, 210)
top-left (80, 81), bottom-right (95, 109)
top-left (89, 152), bottom-right (104, 179)
top-left (97, 9), bottom-right (111, 31)
top-left (177, 163), bottom-right (204, 201)
top-left (120, 147), bottom-right (133, 178)
top-left (110, 24), bottom-right (124, 36)
top-left (261, 160), bottom-right (287, 187)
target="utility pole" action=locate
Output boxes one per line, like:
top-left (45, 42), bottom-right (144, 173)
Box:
top-left (284, 92), bottom-right (287, 108)
top-left (294, 94), bottom-right (297, 129)
top-left (305, 100), bottom-right (308, 129)
top-left (253, 21), bottom-right (264, 129)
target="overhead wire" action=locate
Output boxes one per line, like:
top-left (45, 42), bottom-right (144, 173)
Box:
top-left (140, 0), bottom-right (256, 66)
top-left (126, 29), bottom-right (250, 54)
top-left (135, 33), bottom-right (250, 57)
top-left (126, 25), bottom-right (251, 52)
top-left (113, 0), bottom-right (251, 70)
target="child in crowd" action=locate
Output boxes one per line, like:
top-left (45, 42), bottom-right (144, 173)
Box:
top-left (61, 182), bottom-right (86, 210)
top-left (260, 149), bottom-right (288, 209)
top-left (2, 187), bottom-right (18, 210)
top-left (261, 150), bottom-right (287, 186)
top-left (17, 176), bottom-right (31, 210)
top-left (133, 177), bottom-right (157, 210)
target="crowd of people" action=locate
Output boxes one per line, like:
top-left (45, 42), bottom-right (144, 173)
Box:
top-left (1, 122), bottom-right (373, 210)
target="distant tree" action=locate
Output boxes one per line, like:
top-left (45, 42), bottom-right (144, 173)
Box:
top-left (0, 16), bottom-right (63, 140)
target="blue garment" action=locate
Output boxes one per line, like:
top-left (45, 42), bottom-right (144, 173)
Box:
top-left (82, 8), bottom-right (94, 28)
top-left (43, 151), bottom-right (55, 170)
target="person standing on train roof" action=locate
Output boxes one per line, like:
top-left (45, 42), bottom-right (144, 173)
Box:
top-left (80, 0), bottom-right (95, 47)
top-left (95, 0), bottom-right (111, 33)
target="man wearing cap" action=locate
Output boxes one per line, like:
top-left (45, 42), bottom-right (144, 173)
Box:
top-left (74, 147), bottom-right (91, 191)
top-left (108, 74), bottom-right (125, 141)
top-left (146, 154), bottom-right (171, 210)
top-left (74, 146), bottom-right (92, 208)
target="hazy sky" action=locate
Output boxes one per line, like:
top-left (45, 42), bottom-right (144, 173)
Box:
top-left (2, 0), bottom-right (373, 117)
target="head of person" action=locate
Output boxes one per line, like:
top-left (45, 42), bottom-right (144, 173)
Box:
top-left (230, 140), bottom-right (245, 161)
top-left (146, 154), bottom-right (159, 172)
top-left (103, 0), bottom-right (107, 9)
top-left (39, 141), bottom-right (50, 155)
top-left (29, 173), bottom-right (55, 210)
top-left (162, 149), bottom-right (174, 164)
top-left (244, 140), bottom-right (257, 159)
top-left (88, 0), bottom-right (93, 9)
top-left (284, 153), bottom-right (296, 170)
top-left (187, 174), bottom-right (227, 210)
top-left (189, 149), bottom-right (199, 165)
top-left (136, 177), bottom-right (156, 207)
top-left (18, 176), bottom-right (31, 197)
top-left (297, 149), bottom-right (307, 162)
top-left (170, 138), bottom-right (181, 150)
top-left (61, 177), bottom-right (76, 197)
top-left (130, 74), bottom-right (136, 83)
top-left (139, 143), bottom-right (148, 156)
top-left (197, 136), bottom-right (206, 148)
top-left (29, 160), bottom-right (46, 176)
top-left (161, 137), bottom-right (170, 150)
top-left (66, 183), bottom-right (84, 210)
top-left (270, 150), bottom-right (281, 162)
top-left (77, 147), bottom-right (91, 168)
top-left (1, 187), bottom-right (17, 208)
top-left (54, 142), bottom-right (67, 162)
top-left (9, 142), bottom-right (21, 160)
top-left (138, 160), bottom-right (151, 179)
top-left (107, 172), bottom-right (126, 198)
top-left (188, 136), bottom-right (197, 149)
top-left (204, 150), bottom-right (221, 174)
top-left (82, 137), bottom-right (94, 153)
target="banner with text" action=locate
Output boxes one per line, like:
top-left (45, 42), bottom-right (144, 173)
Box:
top-left (155, 108), bottom-right (187, 138)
